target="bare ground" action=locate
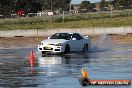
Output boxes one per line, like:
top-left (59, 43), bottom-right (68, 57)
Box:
top-left (90, 34), bottom-right (132, 44)
top-left (0, 36), bottom-right (48, 49)
top-left (0, 34), bottom-right (132, 49)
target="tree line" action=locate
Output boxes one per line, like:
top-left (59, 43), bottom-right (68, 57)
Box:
top-left (0, 0), bottom-right (132, 15)
top-left (0, 0), bottom-right (71, 15)
top-left (79, 0), bottom-right (132, 11)
top-left (100, 0), bottom-right (132, 9)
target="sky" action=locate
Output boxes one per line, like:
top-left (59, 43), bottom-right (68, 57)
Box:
top-left (71, 0), bottom-right (101, 4)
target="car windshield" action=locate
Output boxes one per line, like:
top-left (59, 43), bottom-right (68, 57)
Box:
top-left (50, 33), bottom-right (72, 40)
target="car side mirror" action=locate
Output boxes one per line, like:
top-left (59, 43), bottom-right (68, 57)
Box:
top-left (84, 36), bottom-right (89, 39)
top-left (48, 37), bottom-right (51, 39)
top-left (72, 38), bottom-right (76, 40)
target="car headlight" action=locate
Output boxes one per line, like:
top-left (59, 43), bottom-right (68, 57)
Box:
top-left (55, 43), bottom-right (62, 46)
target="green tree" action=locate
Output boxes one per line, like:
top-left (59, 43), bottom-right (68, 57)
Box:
top-left (113, 0), bottom-right (132, 9)
top-left (100, 0), bottom-right (108, 8)
top-left (66, 0), bottom-right (71, 4)
top-left (39, 0), bottom-right (69, 11)
top-left (0, 0), bottom-right (71, 15)
top-left (0, 0), bottom-right (15, 15)
top-left (80, 1), bottom-right (91, 10)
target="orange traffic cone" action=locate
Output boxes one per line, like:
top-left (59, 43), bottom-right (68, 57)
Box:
top-left (29, 49), bottom-right (35, 67)
top-left (84, 71), bottom-right (88, 78)
top-left (81, 67), bottom-right (89, 78)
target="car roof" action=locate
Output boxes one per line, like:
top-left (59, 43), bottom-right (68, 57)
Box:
top-left (56, 32), bottom-right (79, 34)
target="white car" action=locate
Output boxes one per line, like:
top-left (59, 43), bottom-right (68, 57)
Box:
top-left (38, 33), bottom-right (91, 54)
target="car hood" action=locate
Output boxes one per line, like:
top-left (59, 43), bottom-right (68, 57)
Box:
top-left (41, 39), bottom-right (68, 45)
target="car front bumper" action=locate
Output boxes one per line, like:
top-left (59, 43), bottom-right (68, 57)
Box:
top-left (38, 45), bottom-right (64, 53)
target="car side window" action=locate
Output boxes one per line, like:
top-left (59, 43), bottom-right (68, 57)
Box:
top-left (73, 34), bottom-right (83, 40)
top-left (50, 33), bottom-right (71, 40)
top-left (60, 33), bottom-right (71, 40)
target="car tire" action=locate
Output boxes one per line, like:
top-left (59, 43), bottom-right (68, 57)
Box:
top-left (42, 51), bottom-right (46, 57)
top-left (42, 51), bottom-right (46, 54)
top-left (64, 45), bottom-right (70, 54)
top-left (83, 44), bottom-right (88, 52)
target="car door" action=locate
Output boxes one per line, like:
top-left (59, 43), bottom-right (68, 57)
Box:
top-left (71, 33), bottom-right (84, 51)
top-left (75, 33), bottom-right (85, 50)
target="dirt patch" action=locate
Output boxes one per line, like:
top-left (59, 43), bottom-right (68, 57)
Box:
top-left (90, 34), bottom-right (132, 44)
top-left (110, 34), bottom-right (132, 44)
top-left (0, 36), bottom-right (48, 49)
top-left (0, 35), bottom-right (132, 49)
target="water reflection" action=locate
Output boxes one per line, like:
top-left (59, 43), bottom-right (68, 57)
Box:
top-left (0, 57), bottom-right (35, 87)
top-left (0, 47), bottom-right (91, 87)
top-left (37, 53), bottom-right (91, 78)
top-left (38, 53), bottom-right (91, 66)
top-left (0, 48), bottom-right (38, 87)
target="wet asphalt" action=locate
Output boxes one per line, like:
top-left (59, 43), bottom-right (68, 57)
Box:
top-left (0, 36), bottom-right (132, 88)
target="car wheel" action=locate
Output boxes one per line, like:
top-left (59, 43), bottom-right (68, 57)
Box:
top-left (64, 45), bottom-right (70, 54)
top-left (42, 51), bottom-right (46, 57)
top-left (83, 44), bottom-right (88, 52)
top-left (42, 51), bottom-right (46, 55)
